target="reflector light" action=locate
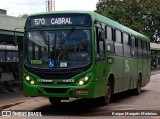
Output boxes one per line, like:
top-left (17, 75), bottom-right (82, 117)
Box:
top-left (76, 90), bottom-right (88, 94)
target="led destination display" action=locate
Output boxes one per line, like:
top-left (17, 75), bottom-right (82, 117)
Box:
top-left (26, 13), bottom-right (92, 28)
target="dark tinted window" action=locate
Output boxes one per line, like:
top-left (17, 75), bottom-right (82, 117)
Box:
top-left (123, 33), bottom-right (129, 45)
top-left (142, 41), bottom-right (148, 59)
top-left (131, 36), bottom-right (136, 47)
top-left (106, 26), bottom-right (112, 41)
top-left (131, 36), bottom-right (138, 57)
top-left (138, 39), bottom-right (142, 58)
top-left (0, 52), bottom-right (5, 61)
top-left (138, 39), bottom-right (142, 48)
top-left (106, 26), bottom-right (114, 54)
top-left (115, 30), bottom-right (122, 43)
top-left (123, 33), bottom-right (131, 57)
top-left (115, 30), bottom-right (123, 56)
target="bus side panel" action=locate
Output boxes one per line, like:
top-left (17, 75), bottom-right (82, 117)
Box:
top-left (123, 57), bottom-right (138, 90)
top-left (123, 57), bottom-right (131, 91)
top-left (142, 59), bottom-right (148, 86)
top-left (138, 58), bottom-right (143, 78)
top-left (131, 58), bottom-right (138, 89)
top-left (110, 55), bottom-right (124, 93)
top-left (94, 62), bottom-right (107, 97)
top-left (148, 59), bottom-right (151, 75)
top-left (147, 58), bottom-right (151, 84)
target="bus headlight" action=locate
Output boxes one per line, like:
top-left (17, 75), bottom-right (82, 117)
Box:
top-left (77, 73), bottom-right (93, 86)
top-left (25, 76), bottom-right (30, 81)
top-left (79, 80), bottom-right (84, 85)
top-left (24, 74), bottom-right (36, 85)
top-left (30, 80), bottom-right (35, 85)
top-left (84, 76), bottom-right (89, 81)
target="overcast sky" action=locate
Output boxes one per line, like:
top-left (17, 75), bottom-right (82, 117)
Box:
top-left (0, 0), bottom-right (99, 17)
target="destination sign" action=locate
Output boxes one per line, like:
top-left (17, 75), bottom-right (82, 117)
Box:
top-left (25, 13), bottom-right (92, 28)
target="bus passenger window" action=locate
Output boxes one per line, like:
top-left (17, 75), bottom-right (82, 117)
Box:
top-left (115, 30), bottom-right (122, 43)
top-left (142, 41), bottom-right (147, 59)
top-left (105, 26), bottom-right (114, 54)
top-left (147, 42), bottom-right (150, 58)
top-left (115, 30), bottom-right (123, 56)
top-left (138, 39), bottom-right (142, 58)
top-left (131, 36), bottom-right (138, 57)
top-left (123, 33), bottom-right (131, 57)
top-left (106, 26), bottom-right (112, 41)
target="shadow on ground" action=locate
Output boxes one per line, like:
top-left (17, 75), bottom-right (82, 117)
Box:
top-left (32, 89), bottom-right (149, 116)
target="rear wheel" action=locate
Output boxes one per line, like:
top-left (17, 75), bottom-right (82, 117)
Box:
top-left (133, 76), bottom-right (142, 95)
top-left (49, 97), bottom-right (61, 105)
top-left (99, 81), bottom-right (112, 105)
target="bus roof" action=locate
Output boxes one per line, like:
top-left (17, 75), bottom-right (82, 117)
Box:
top-left (28, 11), bottom-right (150, 42)
top-left (93, 12), bottom-right (150, 42)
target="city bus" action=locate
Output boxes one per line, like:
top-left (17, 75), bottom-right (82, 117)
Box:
top-left (23, 11), bottom-right (150, 105)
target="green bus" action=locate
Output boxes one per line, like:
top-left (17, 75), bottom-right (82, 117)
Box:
top-left (23, 11), bottom-right (150, 105)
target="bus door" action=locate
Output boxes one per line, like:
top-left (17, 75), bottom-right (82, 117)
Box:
top-left (94, 27), bottom-right (107, 97)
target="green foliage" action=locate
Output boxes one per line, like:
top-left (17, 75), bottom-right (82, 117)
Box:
top-left (95, 0), bottom-right (160, 41)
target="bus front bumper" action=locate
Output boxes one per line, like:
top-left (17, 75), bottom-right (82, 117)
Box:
top-left (23, 81), bottom-right (95, 98)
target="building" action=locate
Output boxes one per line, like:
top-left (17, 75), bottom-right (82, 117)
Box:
top-left (150, 42), bottom-right (160, 69)
top-left (0, 9), bottom-right (26, 91)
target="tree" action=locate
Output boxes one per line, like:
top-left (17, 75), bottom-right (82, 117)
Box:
top-left (95, 0), bottom-right (160, 41)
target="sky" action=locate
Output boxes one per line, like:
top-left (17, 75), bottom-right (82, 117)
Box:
top-left (0, 0), bottom-right (99, 17)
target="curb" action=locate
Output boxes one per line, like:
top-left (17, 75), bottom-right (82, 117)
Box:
top-left (151, 71), bottom-right (160, 75)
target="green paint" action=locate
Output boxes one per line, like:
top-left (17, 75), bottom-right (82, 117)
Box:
top-left (23, 11), bottom-right (151, 102)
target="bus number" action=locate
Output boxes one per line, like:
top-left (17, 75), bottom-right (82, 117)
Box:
top-left (34, 19), bottom-right (45, 26)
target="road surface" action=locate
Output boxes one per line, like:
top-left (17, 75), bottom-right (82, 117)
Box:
top-left (1, 73), bottom-right (160, 119)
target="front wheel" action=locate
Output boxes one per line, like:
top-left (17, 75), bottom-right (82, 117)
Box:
top-left (99, 81), bottom-right (112, 105)
top-left (49, 97), bottom-right (61, 105)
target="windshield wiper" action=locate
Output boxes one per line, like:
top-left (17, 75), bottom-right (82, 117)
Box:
top-left (37, 28), bottom-right (50, 57)
top-left (38, 28), bottom-right (50, 46)
top-left (60, 27), bottom-right (75, 44)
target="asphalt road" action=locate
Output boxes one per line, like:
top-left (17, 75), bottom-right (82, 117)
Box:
top-left (1, 73), bottom-right (160, 119)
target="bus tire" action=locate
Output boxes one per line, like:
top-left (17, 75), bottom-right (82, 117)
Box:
top-left (99, 80), bottom-right (112, 105)
top-left (49, 97), bottom-right (61, 105)
top-left (133, 76), bottom-right (142, 95)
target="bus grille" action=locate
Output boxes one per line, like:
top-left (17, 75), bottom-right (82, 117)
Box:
top-left (33, 71), bottom-right (79, 79)
top-left (43, 88), bottom-right (68, 94)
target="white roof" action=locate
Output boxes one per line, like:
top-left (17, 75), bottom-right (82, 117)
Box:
top-left (0, 14), bottom-right (25, 32)
top-left (150, 42), bottom-right (160, 50)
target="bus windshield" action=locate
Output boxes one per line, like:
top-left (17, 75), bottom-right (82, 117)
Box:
top-left (25, 28), bottom-right (91, 69)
